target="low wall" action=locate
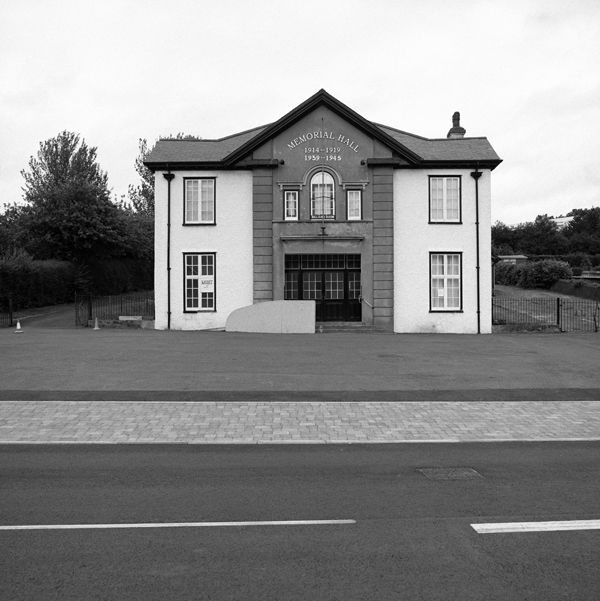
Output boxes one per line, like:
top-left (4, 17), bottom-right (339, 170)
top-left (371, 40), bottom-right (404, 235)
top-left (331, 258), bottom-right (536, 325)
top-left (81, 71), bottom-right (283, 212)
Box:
top-left (551, 279), bottom-right (600, 301)
top-left (225, 300), bottom-right (315, 334)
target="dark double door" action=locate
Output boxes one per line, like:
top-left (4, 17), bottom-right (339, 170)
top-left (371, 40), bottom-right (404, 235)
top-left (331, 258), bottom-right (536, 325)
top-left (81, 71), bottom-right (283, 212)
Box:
top-left (284, 254), bottom-right (361, 322)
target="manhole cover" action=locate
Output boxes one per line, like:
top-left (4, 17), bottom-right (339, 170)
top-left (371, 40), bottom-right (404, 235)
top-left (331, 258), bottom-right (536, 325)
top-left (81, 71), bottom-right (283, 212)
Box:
top-left (417, 467), bottom-right (483, 480)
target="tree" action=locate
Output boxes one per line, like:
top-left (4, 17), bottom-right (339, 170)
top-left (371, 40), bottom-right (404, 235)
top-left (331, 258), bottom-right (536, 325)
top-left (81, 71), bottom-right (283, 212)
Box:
top-left (517, 214), bottom-right (568, 255)
top-left (565, 208), bottom-right (600, 254)
top-left (127, 138), bottom-right (155, 217)
top-left (491, 221), bottom-right (517, 255)
top-left (127, 133), bottom-right (201, 218)
top-left (0, 203), bottom-right (29, 254)
top-left (20, 131), bottom-right (128, 264)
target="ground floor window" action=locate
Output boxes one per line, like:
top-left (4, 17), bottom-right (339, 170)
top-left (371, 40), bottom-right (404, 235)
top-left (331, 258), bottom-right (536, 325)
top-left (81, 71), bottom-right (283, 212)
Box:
top-left (430, 252), bottom-right (462, 311)
top-left (184, 252), bottom-right (216, 311)
top-left (284, 254), bottom-right (361, 321)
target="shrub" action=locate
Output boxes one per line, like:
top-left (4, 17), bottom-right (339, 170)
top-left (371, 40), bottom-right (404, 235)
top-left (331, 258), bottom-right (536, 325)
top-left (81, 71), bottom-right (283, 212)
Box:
top-left (495, 262), bottom-right (519, 285)
top-left (0, 251), bottom-right (75, 310)
top-left (517, 260), bottom-right (572, 289)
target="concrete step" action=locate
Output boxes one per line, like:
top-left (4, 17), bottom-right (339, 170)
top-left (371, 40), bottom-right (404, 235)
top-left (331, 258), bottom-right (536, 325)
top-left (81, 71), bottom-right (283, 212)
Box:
top-left (315, 322), bottom-right (382, 333)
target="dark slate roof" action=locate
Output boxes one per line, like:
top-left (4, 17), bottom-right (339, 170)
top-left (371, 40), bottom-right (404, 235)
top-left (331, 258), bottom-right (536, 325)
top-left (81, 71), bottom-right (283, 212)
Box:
top-left (144, 90), bottom-right (501, 168)
top-left (375, 124), bottom-right (501, 162)
top-left (145, 125), bottom-right (269, 164)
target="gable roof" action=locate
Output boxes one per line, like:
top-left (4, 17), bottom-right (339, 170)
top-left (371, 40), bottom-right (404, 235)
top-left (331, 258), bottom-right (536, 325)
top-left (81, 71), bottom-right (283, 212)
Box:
top-left (144, 89), bottom-right (501, 170)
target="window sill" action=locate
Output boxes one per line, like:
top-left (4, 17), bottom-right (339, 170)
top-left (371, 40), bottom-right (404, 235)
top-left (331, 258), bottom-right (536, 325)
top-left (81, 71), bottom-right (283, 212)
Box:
top-left (428, 220), bottom-right (463, 225)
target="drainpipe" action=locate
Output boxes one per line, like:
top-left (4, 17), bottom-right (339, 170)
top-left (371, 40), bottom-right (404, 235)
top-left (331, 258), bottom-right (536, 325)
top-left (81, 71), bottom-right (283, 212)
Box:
top-left (470, 165), bottom-right (482, 334)
top-left (163, 169), bottom-right (175, 330)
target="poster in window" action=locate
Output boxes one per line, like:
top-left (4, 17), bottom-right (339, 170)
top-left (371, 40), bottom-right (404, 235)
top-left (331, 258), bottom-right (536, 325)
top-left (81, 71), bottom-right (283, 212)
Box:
top-left (200, 278), bottom-right (214, 293)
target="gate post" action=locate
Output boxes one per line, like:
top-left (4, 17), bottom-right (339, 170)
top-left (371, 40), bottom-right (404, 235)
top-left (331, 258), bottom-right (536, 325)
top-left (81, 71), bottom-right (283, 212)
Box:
top-left (87, 294), bottom-right (93, 326)
top-left (556, 297), bottom-right (561, 331)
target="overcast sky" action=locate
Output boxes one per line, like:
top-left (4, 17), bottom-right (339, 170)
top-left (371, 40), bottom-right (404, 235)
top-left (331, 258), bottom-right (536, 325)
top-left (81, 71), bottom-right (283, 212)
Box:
top-left (1, 0), bottom-right (599, 224)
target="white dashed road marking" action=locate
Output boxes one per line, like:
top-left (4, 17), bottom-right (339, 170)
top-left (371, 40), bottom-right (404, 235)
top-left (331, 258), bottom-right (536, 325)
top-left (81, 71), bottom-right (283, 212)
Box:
top-left (472, 519), bottom-right (600, 534)
top-left (0, 519), bottom-right (356, 531)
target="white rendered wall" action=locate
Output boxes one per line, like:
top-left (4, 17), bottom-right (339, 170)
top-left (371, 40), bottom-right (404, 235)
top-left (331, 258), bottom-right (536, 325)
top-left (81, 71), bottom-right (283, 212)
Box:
top-left (154, 170), bottom-right (253, 330)
top-left (393, 169), bottom-right (492, 334)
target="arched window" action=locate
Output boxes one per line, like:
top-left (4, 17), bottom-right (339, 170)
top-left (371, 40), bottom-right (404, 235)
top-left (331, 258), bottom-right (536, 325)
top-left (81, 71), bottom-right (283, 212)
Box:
top-left (310, 171), bottom-right (335, 219)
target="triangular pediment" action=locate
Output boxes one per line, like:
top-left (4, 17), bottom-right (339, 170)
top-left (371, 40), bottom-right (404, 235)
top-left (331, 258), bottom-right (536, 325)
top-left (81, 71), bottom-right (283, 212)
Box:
top-left (223, 89), bottom-right (422, 167)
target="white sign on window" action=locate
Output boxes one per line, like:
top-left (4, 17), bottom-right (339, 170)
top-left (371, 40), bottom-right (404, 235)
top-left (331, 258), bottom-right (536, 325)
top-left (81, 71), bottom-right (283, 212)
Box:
top-left (200, 278), bottom-right (214, 292)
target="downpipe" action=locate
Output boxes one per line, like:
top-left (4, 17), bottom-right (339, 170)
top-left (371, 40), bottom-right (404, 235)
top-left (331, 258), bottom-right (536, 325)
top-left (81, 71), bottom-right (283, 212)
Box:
top-left (163, 169), bottom-right (175, 330)
top-left (470, 166), bottom-right (482, 334)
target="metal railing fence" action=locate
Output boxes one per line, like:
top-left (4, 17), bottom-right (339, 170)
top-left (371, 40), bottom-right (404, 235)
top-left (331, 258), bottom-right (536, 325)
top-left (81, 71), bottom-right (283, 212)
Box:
top-left (75, 291), bottom-right (155, 326)
top-left (493, 297), bottom-right (600, 332)
top-left (0, 297), bottom-right (14, 327)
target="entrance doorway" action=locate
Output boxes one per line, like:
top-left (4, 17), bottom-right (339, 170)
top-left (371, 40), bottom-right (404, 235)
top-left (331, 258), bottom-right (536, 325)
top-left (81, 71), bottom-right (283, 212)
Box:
top-left (284, 254), bottom-right (361, 322)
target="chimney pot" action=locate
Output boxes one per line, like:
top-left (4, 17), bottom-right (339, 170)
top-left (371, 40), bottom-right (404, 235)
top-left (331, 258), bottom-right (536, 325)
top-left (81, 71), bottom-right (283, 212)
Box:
top-left (447, 111), bottom-right (466, 139)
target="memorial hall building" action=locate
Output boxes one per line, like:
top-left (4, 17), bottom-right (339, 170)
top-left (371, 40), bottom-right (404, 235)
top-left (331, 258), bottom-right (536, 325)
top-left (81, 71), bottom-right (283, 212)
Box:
top-left (144, 89), bottom-right (501, 334)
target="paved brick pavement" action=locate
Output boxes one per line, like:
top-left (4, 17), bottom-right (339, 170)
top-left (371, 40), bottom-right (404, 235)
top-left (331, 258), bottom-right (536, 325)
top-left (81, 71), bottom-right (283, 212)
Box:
top-left (1, 401), bottom-right (599, 443)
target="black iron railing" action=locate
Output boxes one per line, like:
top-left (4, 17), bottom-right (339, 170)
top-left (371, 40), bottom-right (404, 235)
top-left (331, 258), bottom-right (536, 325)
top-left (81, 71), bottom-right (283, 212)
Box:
top-left (493, 297), bottom-right (600, 332)
top-left (0, 297), bottom-right (13, 328)
top-left (75, 291), bottom-right (155, 326)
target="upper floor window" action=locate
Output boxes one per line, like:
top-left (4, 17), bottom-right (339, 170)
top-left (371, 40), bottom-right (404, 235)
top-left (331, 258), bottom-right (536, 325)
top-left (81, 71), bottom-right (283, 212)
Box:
top-left (184, 178), bottom-right (215, 225)
top-left (429, 176), bottom-right (461, 223)
top-left (284, 191), bottom-right (298, 221)
top-left (347, 190), bottom-right (362, 220)
top-left (310, 171), bottom-right (335, 219)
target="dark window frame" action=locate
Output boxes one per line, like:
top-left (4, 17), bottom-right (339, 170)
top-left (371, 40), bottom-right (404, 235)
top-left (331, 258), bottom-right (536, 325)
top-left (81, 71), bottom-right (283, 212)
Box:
top-left (429, 251), bottom-right (463, 313)
top-left (183, 252), bottom-right (217, 313)
top-left (283, 189), bottom-right (299, 221)
top-left (309, 170), bottom-right (336, 220)
top-left (428, 175), bottom-right (462, 224)
top-left (183, 177), bottom-right (217, 226)
top-left (346, 189), bottom-right (363, 221)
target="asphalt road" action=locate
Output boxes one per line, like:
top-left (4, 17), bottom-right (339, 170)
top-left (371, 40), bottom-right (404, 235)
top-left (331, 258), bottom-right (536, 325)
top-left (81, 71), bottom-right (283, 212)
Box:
top-left (1, 443), bottom-right (599, 600)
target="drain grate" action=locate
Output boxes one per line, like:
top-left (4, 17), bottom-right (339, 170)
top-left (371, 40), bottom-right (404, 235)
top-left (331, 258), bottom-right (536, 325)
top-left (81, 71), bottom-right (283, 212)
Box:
top-left (417, 467), bottom-right (483, 480)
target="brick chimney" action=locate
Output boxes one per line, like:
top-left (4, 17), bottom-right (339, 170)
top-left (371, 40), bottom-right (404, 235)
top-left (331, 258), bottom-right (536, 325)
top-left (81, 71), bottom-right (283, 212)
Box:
top-left (447, 111), bottom-right (466, 139)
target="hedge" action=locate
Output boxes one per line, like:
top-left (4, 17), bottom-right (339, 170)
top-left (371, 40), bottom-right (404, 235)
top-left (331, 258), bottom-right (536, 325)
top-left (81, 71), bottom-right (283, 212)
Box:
top-left (0, 253), bottom-right (75, 310)
top-left (0, 252), bottom-right (153, 310)
top-left (525, 254), bottom-right (600, 268)
top-left (495, 259), bottom-right (572, 289)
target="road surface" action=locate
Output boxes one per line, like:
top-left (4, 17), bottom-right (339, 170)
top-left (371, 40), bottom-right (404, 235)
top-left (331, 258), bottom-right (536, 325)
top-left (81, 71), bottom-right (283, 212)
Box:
top-left (1, 442), bottom-right (599, 600)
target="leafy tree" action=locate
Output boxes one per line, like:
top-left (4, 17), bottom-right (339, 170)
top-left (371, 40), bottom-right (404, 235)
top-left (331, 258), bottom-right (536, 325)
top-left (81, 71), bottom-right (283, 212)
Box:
top-left (128, 138), bottom-right (155, 217)
top-left (566, 208), bottom-right (600, 254)
top-left (517, 215), bottom-right (568, 255)
top-left (127, 133), bottom-right (201, 218)
top-left (0, 203), bottom-right (29, 254)
top-left (20, 131), bottom-right (128, 264)
top-left (491, 221), bottom-right (517, 255)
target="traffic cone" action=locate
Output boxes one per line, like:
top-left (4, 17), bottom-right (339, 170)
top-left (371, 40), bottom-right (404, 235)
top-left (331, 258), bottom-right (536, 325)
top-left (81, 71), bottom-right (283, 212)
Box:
top-left (15, 320), bottom-right (23, 333)
top-left (93, 317), bottom-right (100, 330)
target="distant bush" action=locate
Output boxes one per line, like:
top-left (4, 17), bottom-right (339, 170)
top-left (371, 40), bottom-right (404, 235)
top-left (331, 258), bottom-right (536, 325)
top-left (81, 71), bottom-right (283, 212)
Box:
top-left (0, 251), bottom-right (153, 309)
top-left (517, 260), bottom-right (572, 288)
top-left (0, 250), bottom-right (75, 310)
top-left (496, 259), bottom-right (572, 289)
top-left (87, 258), bottom-right (153, 295)
top-left (495, 262), bottom-right (519, 286)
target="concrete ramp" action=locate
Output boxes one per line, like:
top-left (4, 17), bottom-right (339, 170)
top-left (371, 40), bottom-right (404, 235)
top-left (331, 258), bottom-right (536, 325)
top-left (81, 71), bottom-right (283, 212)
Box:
top-left (225, 300), bottom-right (315, 334)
